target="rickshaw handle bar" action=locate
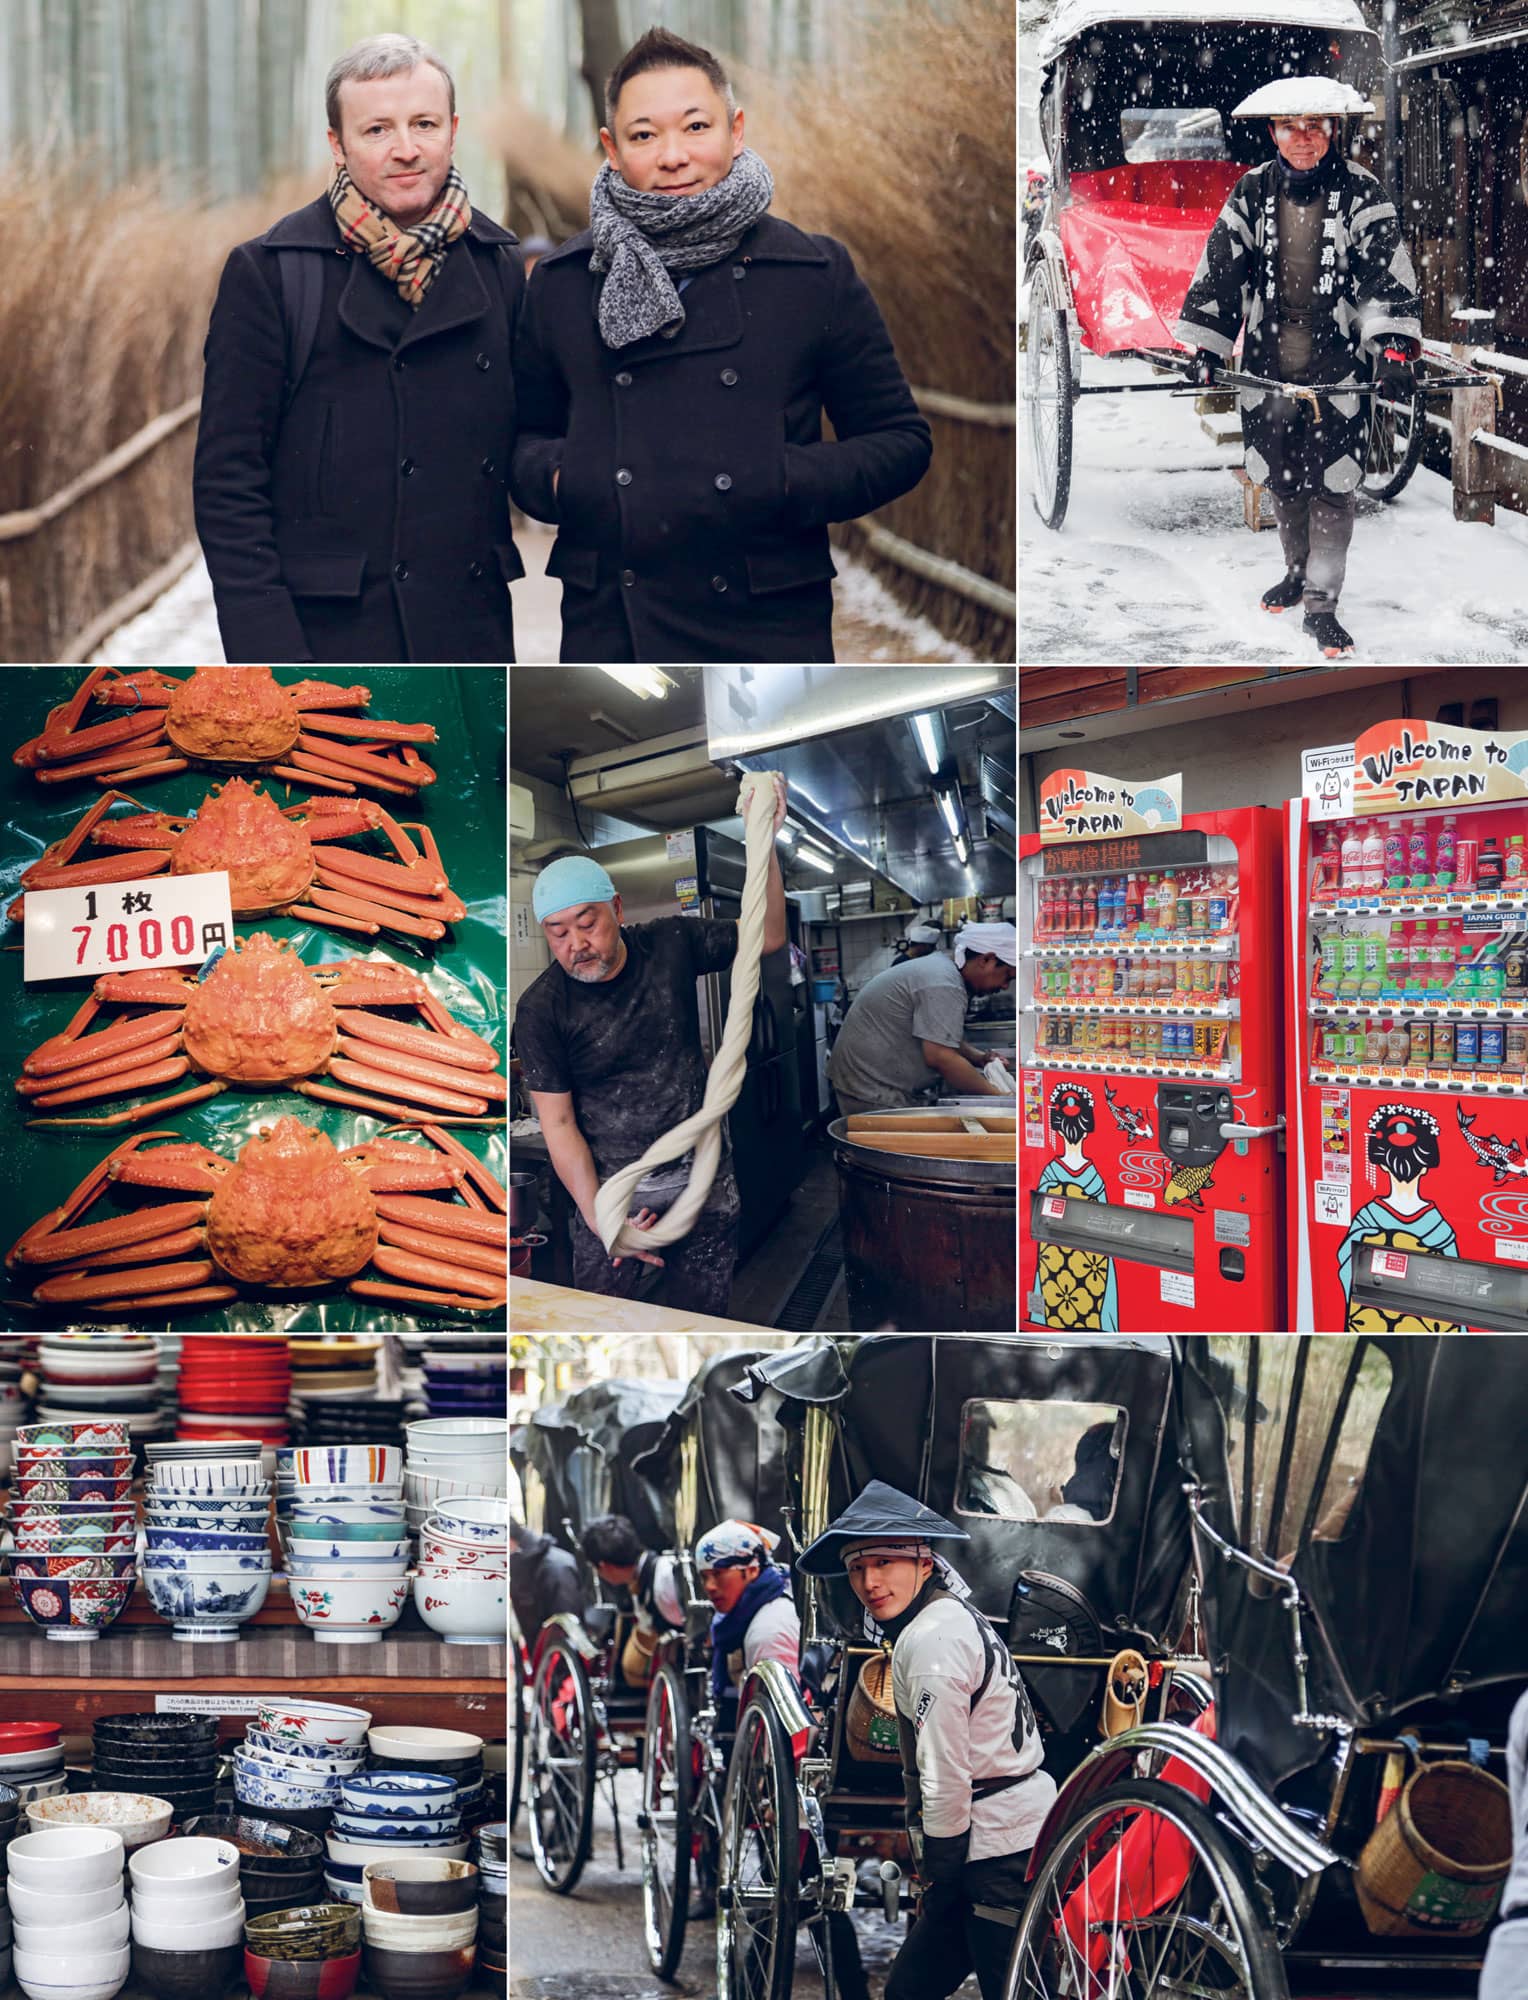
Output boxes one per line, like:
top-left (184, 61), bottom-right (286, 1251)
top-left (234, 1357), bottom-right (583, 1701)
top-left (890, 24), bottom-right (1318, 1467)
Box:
top-left (1121, 347), bottom-right (1499, 400)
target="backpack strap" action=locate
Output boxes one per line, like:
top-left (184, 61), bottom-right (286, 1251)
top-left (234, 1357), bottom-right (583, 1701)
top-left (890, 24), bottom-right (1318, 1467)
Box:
top-left (277, 248), bottom-right (324, 410)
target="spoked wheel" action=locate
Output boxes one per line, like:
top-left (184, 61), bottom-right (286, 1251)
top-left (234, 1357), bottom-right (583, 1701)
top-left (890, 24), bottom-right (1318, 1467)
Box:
top-left (1006, 1778), bottom-right (1289, 2000)
top-left (528, 1633), bottom-right (597, 1894)
top-left (1024, 261), bottom-right (1076, 531)
top-left (718, 1694), bottom-right (800, 2000)
top-left (1361, 379), bottom-right (1426, 501)
top-left (509, 1637), bottom-right (527, 1832)
top-left (641, 1662), bottom-right (694, 1980)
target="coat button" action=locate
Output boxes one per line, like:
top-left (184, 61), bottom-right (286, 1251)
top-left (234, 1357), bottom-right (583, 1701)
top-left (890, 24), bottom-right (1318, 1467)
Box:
top-left (400, 459), bottom-right (415, 477)
top-left (615, 371), bottom-right (633, 387)
top-left (720, 368), bottom-right (738, 386)
top-left (621, 569), bottom-right (636, 588)
top-left (732, 265), bottom-right (746, 280)
top-left (468, 561), bottom-right (484, 579)
top-left (615, 467), bottom-right (633, 486)
top-left (475, 353), bottom-right (491, 370)
top-left (711, 574), bottom-right (728, 593)
top-left (394, 357), bottom-right (406, 371)
top-left (394, 561), bottom-right (409, 581)
top-left (714, 473), bottom-right (733, 492)
top-left (481, 457), bottom-right (496, 477)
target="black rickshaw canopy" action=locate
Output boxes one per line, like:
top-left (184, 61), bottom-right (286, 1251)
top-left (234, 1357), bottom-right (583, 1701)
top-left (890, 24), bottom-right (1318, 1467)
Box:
top-left (1177, 1334), bottom-right (1528, 1792)
top-left (629, 1346), bottom-right (792, 1554)
top-left (734, 1335), bottom-right (1192, 1651)
top-left (516, 1377), bottom-right (684, 1558)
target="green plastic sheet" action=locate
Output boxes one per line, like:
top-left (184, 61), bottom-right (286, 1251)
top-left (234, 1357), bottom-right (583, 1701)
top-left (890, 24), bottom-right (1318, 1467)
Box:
top-left (0, 666), bottom-right (506, 1332)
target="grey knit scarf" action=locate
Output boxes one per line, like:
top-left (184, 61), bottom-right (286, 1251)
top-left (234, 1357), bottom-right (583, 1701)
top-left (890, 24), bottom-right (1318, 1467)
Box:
top-left (588, 149), bottom-right (775, 350)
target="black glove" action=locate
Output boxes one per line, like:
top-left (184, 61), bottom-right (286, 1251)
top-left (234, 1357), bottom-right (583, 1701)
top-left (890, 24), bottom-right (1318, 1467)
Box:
top-left (921, 1829), bottom-right (971, 1892)
top-left (1374, 347), bottom-right (1415, 392)
top-left (1187, 350), bottom-right (1221, 388)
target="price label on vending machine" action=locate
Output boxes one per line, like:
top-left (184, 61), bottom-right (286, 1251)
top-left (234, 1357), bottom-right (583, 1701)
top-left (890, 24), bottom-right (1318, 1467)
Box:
top-left (1041, 1195), bottom-right (1066, 1222)
top-left (1371, 1249), bottom-right (1409, 1279)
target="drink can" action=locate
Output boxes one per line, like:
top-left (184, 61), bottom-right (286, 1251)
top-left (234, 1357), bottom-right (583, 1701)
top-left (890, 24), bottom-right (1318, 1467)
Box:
top-left (1192, 958), bottom-right (1211, 993)
top-left (1130, 1019), bottom-right (1145, 1059)
top-left (1406, 1019), bottom-right (1429, 1065)
top-left (1456, 1021), bottom-right (1479, 1066)
top-left (1144, 1020), bottom-right (1161, 1058)
top-left (1364, 1019), bottom-right (1386, 1064)
top-left (1430, 1020), bottom-right (1454, 1068)
top-left (1480, 1022), bottom-right (1505, 1068)
top-left (1193, 1020), bottom-right (1212, 1062)
top-left (1456, 838), bottom-right (1479, 892)
top-left (1342, 1026), bottom-right (1362, 1066)
top-left (1052, 1015), bottom-right (1071, 1052)
top-left (1507, 1024), bottom-right (1528, 1073)
top-left (1208, 893), bottom-right (1227, 931)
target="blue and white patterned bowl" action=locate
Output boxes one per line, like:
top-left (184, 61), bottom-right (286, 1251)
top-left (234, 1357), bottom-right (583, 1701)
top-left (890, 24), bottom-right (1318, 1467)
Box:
top-left (142, 1566), bottom-right (272, 1636)
top-left (330, 1813), bottom-right (462, 1841)
top-left (340, 1773), bottom-right (455, 1816)
top-left (143, 1528), bottom-right (269, 1552)
top-left (141, 1552), bottom-right (272, 1573)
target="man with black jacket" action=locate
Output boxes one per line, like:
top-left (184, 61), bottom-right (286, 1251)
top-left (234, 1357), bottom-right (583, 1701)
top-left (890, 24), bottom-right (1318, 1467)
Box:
top-left (509, 1518), bottom-right (583, 1652)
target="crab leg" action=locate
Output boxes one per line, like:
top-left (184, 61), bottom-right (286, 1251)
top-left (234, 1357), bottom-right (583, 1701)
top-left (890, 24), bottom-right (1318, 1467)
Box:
top-left (13, 666), bottom-right (126, 767)
top-left (18, 1205), bottom-right (211, 1269)
top-left (282, 799), bottom-right (387, 841)
top-left (23, 1056), bottom-right (192, 1111)
top-left (88, 669), bottom-right (181, 708)
top-left (342, 1147), bottom-right (463, 1193)
top-left (369, 1245), bottom-right (504, 1300)
top-left (419, 1123), bottom-right (508, 1212)
top-left (332, 1035), bottom-right (507, 1103)
top-left (34, 1259), bottom-right (219, 1305)
top-left (376, 1220), bottom-right (508, 1276)
top-left (371, 1195), bottom-right (506, 1248)
top-left (293, 737), bottom-right (436, 791)
top-left (284, 750), bottom-right (418, 797)
top-left (95, 970), bottom-right (199, 1004)
top-left (267, 761), bottom-right (359, 796)
top-left (6, 1131), bottom-right (178, 1268)
top-left (310, 873), bottom-right (462, 925)
top-left (33, 744), bottom-right (183, 786)
top-left (109, 1144), bottom-right (225, 1193)
top-left (29, 710), bottom-right (169, 767)
top-left (26, 1082), bottom-right (226, 1131)
top-left (349, 1277), bottom-right (503, 1316)
top-left (300, 887), bottom-right (448, 942)
top-left (307, 848), bottom-right (441, 898)
top-left (327, 1057), bottom-right (487, 1114)
top-left (16, 1032), bottom-right (183, 1096)
top-left (53, 1285), bottom-right (240, 1316)
top-left (89, 755), bottom-right (190, 787)
top-left (25, 1005), bottom-right (186, 1075)
top-left (34, 1228), bottom-right (210, 1275)
top-left (281, 680), bottom-right (374, 712)
top-left (296, 711), bottom-right (437, 745)
top-left (90, 811), bottom-right (194, 849)
top-left (332, 1010), bottom-right (500, 1071)
top-left (287, 905), bottom-right (384, 939)
top-left (293, 1079), bottom-right (466, 1122)
top-left (10, 854), bottom-right (171, 926)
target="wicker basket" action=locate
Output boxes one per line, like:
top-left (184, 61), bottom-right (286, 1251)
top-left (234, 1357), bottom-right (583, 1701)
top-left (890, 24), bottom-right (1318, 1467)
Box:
top-left (1355, 1759), bottom-right (1512, 1939)
top-left (845, 1651), bottom-right (902, 1763)
top-left (620, 1621), bottom-right (659, 1687)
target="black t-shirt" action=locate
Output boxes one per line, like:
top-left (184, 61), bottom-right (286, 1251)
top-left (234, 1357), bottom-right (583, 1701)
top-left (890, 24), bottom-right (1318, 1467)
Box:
top-left (515, 917), bottom-right (738, 1177)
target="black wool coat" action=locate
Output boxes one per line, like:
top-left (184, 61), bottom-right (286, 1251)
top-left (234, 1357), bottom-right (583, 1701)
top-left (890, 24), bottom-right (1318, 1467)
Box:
top-left (510, 213), bottom-right (932, 664)
top-left (194, 194), bottom-right (526, 663)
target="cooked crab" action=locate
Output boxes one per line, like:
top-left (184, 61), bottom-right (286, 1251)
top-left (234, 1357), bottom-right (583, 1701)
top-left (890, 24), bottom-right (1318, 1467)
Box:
top-left (15, 666), bottom-right (438, 797)
top-left (5, 1116), bottom-right (507, 1319)
top-left (8, 778), bottom-right (464, 943)
top-left (15, 932), bottom-right (506, 1129)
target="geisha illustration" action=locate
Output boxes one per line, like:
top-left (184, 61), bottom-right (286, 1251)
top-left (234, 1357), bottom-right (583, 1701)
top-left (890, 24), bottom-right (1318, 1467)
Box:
top-left (1338, 1102), bottom-right (1460, 1333)
top-left (1033, 1081), bottom-right (1118, 1332)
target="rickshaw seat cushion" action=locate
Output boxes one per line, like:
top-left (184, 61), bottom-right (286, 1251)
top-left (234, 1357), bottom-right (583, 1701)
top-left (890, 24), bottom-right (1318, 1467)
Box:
top-left (799, 1638), bottom-right (836, 1708)
top-left (584, 1603), bottom-right (618, 1650)
top-left (1059, 161), bottom-right (1245, 355)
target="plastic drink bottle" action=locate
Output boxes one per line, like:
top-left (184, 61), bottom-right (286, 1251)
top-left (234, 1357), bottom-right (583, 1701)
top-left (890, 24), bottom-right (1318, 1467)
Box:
top-left (1479, 838), bottom-right (1505, 892)
top-left (1340, 823), bottom-right (1363, 893)
top-left (1408, 817), bottom-right (1431, 890)
top-left (1430, 923), bottom-right (1456, 993)
top-left (1208, 874), bottom-right (1228, 931)
top-left (1361, 822), bottom-right (1384, 892)
top-left (1096, 955), bottom-right (1113, 997)
top-left (1383, 818), bottom-right (1407, 890)
top-left (1365, 1019), bottom-right (1386, 1064)
top-left (1316, 828), bottom-right (1342, 897)
top-left (1508, 836), bottom-right (1526, 886)
top-left (1157, 871), bottom-right (1178, 932)
top-left (1124, 874), bottom-right (1142, 933)
top-left (1386, 1019), bottom-right (1410, 1065)
top-left (1478, 953), bottom-right (1506, 1004)
top-left (1406, 925), bottom-right (1429, 999)
top-left (1083, 881), bottom-right (1098, 934)
top-left (1383, 923), bottom-right (1408, 999)
top-left (1144, 874), bottom-right (1160, 934)
top-left (1096, 880), bottom-right (1113, 934)
top-left (1435, 816), bottom-right (1458, 888)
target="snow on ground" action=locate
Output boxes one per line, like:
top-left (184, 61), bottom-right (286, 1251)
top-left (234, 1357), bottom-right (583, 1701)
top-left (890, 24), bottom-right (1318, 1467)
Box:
top-left (1020, 351), bottom-right (1528, 664)
top-left (93, 526), bottom-right (970, 665)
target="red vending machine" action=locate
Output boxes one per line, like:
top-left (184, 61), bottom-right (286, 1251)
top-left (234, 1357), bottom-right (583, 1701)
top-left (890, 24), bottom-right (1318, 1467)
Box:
top-left (1287, 719), bottom-right (1528, 1332)
top-left (1019, 769), bottom-right (1284, 1333)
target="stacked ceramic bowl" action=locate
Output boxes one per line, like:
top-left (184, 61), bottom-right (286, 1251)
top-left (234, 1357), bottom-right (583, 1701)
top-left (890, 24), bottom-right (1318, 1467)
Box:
top-left (93, 1713), bottom-right (220, 1826)
top-left (8, 1825), bottom-right (129, 2000)
top-left (402, 1419), bottom-right (508, 1547)
top-left (279, 1446), bottom-right (411, 1646)
top-left (183, 1815), bottom-right (325, 1921)
top-left (27, 1793), bottom-right (174, 1853)
top-left (141, 1440), bottom-right (272, 1642)
top-left (361, 1855), bottom-right (478, 2000)
top-left (0, 1342), bottom-right (31, 1481)
top-left (472, 1823), bottom-right (506, 1988)
top-left (35, 1338), bottom-right (163, 1437)
top-left (416, 1498), bottom-right (507, 1646)
top-left (421, 1347), bottom-right (508, 1422)
top-left (289, 1341), bottom-right (402, 1455)
top-left (128, 1836), bottom-right (244, 2000)
top-left (370, 1728), bottom-right (489, 1834)
top-left (0, 1780), bottom-right (16, 1991)
top-left (233, 1701), bottom-right (371, 1836)
top-left (0, 1724), bottom-right (67, 1810)
top-left (8, 1420), bottom-right (137, 1642)
top-left (243, 1902), bottom-right (361, 2000)
top-left (175, 1337), bottom-right (292, 1461)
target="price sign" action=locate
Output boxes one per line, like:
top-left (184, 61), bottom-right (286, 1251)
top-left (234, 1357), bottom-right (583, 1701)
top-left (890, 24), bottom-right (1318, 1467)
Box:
top-left (1372, 1249), bottom-right (1409, 1278)
top-left (23, 872), bottom-right (234, 983)
top-left (1041, 1195), bottom-right (1066, 1221)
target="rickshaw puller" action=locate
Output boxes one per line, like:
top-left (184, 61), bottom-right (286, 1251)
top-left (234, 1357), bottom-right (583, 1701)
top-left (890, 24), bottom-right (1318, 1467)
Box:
top-left (578, 1512), bottom-right (684, 1686)
top-left (1481, 1685), bottom-right (1528, 2000)
top-left (1175, 77), bottom-right (1422, 660)
top-left (509, 1516), bottom-right (583, 1652)
top-left (797, 1481), bottom-right (1057, 2000)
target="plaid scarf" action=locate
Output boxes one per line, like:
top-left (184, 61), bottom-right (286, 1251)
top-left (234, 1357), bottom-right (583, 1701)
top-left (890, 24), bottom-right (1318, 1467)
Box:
top-left (328, 163), bottom-right (471, 309)
top-left (588, 149), bottom-right (775, 349)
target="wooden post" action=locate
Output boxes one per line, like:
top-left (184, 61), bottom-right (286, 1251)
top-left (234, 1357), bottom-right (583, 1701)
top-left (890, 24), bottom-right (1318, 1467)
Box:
top-left (1452, 309), bottom-right (1499, 525)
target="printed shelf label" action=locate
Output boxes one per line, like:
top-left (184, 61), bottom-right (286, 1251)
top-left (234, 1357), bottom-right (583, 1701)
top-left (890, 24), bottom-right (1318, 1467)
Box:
top-left (1371, 1249), bottom-right (1409, 1278)
top-left (24, 871), bottom-right (234, 983)
top-left (1160, 1270), bottom-right (1194, 1307)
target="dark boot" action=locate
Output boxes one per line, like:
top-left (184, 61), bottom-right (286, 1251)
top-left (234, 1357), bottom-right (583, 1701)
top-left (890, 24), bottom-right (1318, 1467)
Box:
top-left (1304, 610), bottom-right (1355, 656)
top-left (1261, 571), bottom-right (1305, 613)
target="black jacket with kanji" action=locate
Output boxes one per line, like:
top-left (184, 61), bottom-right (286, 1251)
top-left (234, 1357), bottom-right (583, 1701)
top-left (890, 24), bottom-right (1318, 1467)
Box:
top-left (1174, 155), bottom-right (1422, 496)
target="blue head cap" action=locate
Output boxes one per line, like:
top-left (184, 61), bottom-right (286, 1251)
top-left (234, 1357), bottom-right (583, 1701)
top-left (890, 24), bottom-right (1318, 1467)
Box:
top-left (533, 854), bottom-right (617, 924)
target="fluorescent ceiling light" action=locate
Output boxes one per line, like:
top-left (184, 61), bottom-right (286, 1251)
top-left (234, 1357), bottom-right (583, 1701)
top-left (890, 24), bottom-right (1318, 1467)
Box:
top-left (597, 665), bottom-right (676, 700)
top-left (936, 787), bottom-right (963, 838)
top-left (909, 711), bottom-right (946, 775)
top-left (953, 831), bottom-right (970, 866)
top-left (797, 842), bottom-right (836, 873)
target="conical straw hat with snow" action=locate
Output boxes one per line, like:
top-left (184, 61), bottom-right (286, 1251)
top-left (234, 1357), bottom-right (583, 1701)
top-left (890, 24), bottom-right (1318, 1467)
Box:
top-left (592, 770), bottom-right (779, 1257)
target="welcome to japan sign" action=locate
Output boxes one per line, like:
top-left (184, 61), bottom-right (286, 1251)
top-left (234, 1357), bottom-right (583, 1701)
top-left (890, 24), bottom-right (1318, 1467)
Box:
top-left (1353, 720), bottom-right (1528, 814)
top-left (1038, 768), bottom-right (1184, 845)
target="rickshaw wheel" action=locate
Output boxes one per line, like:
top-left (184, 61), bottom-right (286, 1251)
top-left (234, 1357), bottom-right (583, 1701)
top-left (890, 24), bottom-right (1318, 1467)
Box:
top-left (717, 1694), bottom-right (800, 2000)
top-left (1361, 380), bottom-right (1426, 502)
top-left (641, 1662), bottom-right (694, 1980)
top-left (1024, 262), bottom-right (1075, 531)
top-left (1006, 1778), bottom-right (1288, 2000)
top-left (509, 1637), bottom-right (527, 1832)
top-left (528, 1633), bottom-right (597, 1895)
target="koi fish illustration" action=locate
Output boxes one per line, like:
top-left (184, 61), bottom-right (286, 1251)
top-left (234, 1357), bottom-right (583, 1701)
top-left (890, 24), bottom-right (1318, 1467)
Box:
top-left (1103, 1080), bottom-right (1153, 1141)
top-left (1456, 1103), bottom-right (1528, 1183)
top-left (1164, 1162), bottom-right (1216, 1211)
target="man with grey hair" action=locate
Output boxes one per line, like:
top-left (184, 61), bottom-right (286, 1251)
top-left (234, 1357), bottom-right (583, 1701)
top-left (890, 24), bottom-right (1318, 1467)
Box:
top-left (194, 32), bottom-right (527, 662)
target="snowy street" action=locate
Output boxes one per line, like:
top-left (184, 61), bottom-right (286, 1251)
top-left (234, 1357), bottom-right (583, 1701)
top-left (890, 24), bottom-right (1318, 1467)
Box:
top-left (93, 526), bottom-right (964, 667)
top-left (1020, 351), bottom-right (1528, 664)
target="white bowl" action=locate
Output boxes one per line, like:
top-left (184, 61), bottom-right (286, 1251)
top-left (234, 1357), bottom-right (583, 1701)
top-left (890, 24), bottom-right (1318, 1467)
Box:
top-left (12, 1940), bottom-right (130, 2000)
top-left (404, 1419), bottom-right (507, 1449)
top-left (414, 1565), bottom-right (507, 1646)
top-left (128, 1837), bottom-right (240, 1895)
top-left (254, 1699), bottom-right (371, 1746)
top-left (12, 1900), bottom-right (129, 1952)
top-left (129, 1878), bottom-right (242, 1924)
top-left (27, 1792), bottom-right (174, 1851)
top-left (326, 1833), bottom-right (471, 1866)
top-left (129, 1898), bottom-right (245, 1950)
top-left (7, 1828), bottom-right (124, 1891)
top-left (430, 1496), bottom-right (509, 1532)
top-left (366, 1725), bottom-right (484, 1764)
top-left (5, 1878), bottom-right (124, 1927)
top-left (361, 1905), bottom-right (478, 1949)
top-left (288, 1574), bottom-right (410, 1645)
